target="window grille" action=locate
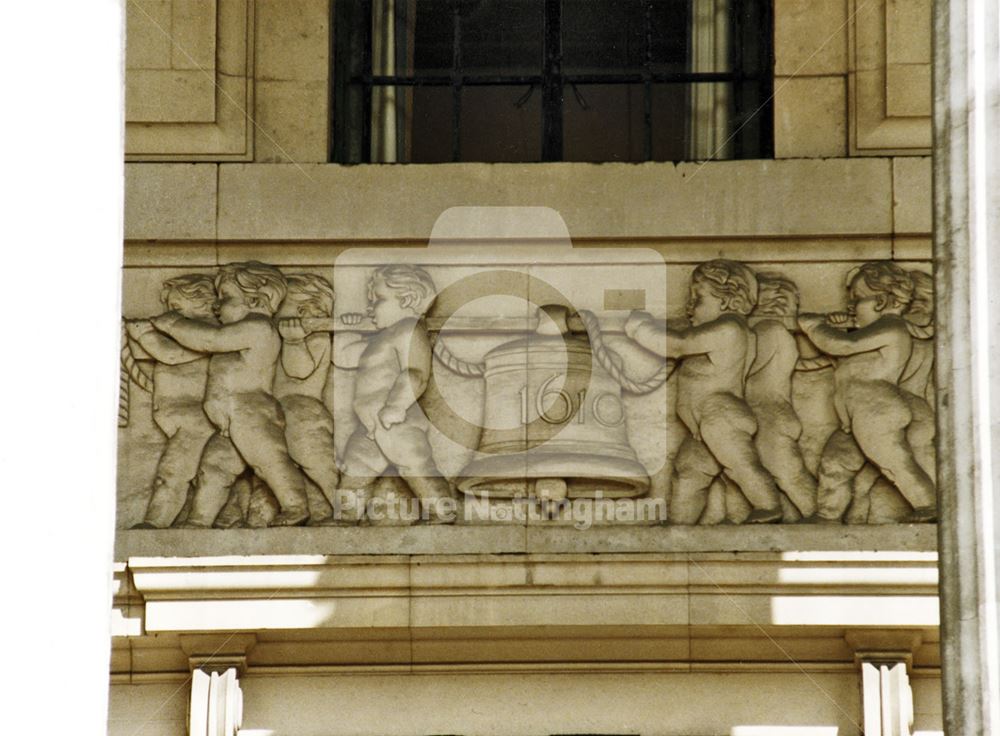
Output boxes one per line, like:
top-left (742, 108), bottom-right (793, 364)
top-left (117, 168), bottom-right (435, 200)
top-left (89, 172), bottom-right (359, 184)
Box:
top-left (332, 0), bottom-right (773, 163)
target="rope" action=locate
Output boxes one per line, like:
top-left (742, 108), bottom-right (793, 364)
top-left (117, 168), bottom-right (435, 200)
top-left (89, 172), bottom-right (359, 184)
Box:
top-left (119, 323), bottom-right (155, 426)
top-left (432, 338), bottom-right (486, 378)
top-left (118, 355), bottom-right (130, 427)
top-left (430, 311), bottom-right (673, 393)
top-left (577, 310), bottom-right (673, 394)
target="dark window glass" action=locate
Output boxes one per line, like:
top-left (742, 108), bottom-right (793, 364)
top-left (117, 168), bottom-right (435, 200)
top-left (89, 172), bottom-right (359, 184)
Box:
top-left (331, 0), bottom-right (773, 163)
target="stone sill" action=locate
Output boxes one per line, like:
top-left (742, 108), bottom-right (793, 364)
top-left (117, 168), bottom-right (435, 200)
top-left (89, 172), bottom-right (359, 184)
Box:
top-left (115, 524), bottom-right (937, 560)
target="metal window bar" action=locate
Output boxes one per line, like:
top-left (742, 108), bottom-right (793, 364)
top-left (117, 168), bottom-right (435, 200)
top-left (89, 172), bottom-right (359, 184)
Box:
top-left (360, 0), bottom-right (374, 162)
top-left (643, 0), bottom-right (654, 161)
top-left (730, 0), bottom-right (744, 158)
top-left (541, 0), bottom-right (562, 161)
top-left (451, 0), bottom-right (462, 160)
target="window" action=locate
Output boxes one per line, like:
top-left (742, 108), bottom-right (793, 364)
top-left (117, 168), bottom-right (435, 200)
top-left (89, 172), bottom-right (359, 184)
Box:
top-left (332, 0), bottom-right (773, 163)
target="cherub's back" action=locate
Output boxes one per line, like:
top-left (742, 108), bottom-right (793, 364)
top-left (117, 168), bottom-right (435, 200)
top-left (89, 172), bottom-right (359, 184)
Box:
top-left (206, 317), bottom-right (281, 398)
top-left (676, 315), bottom-right (754, 428)
top-left (834, 316), bottom-right (912, 387)
top-left (900, 338), bottom-right (934, 401)
top-left (746, 320), bottom-right (797, 405)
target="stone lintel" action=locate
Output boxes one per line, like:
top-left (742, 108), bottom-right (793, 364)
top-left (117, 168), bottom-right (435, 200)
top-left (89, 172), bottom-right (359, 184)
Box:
top-left (123, 159), bottom-right (915, 242)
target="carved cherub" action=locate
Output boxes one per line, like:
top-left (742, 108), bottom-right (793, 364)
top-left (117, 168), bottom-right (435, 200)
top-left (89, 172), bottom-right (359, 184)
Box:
top-left (746, 273), bottom-right (818, 520)
top-left (798, 262), bottom-right (936, 523)
top-left (625, 259), bottom-right (783, 524)
top-left (336, 265), bottom-right (455, 524)
top-left (127, 274), bottom-right (217, 528)
top-left (151, 262), bottom-right (311, 527)
top-left (849, 268), bottom-right (937, 523)
top-left (272, 273), bottom-right (341, 522)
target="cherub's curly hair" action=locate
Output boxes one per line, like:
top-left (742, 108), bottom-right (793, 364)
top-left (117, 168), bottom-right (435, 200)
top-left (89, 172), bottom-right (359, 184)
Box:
top-left (752, 272), bottom-right (799, 318)
top-left (286, 273), bottom-right (334, 318)
top-left (160, 274), bottom-right (216, 308)
top-left (904, 269), bottom-right (933, 326)
top-left (371, 264), bottom-right (437, 314)
top-left (691, 259), bottom-right (758, 316)
top-left (215, 261), bottom-right (288, 315)
top-left (848, 261), bottom-right (914, 311)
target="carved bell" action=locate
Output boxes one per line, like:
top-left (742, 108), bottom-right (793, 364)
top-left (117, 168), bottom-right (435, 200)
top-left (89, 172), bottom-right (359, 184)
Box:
top-left (458, 305), bottom-right (649, 500)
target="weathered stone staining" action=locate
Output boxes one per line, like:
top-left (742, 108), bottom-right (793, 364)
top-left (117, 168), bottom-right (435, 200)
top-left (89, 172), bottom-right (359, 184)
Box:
top-left (119, 257), bottom-right (937, 528)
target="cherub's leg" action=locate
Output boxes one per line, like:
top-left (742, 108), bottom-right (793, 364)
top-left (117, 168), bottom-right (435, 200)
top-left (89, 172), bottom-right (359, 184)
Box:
top-left (282, 396), bottom-right (340, 517)
top-left (814, 429), bottom-right (866, 521)
top-left (377, 423), bottom-right (455, 523)
top-left (670, 435), bottom-right (720, 524)
top-left (247, 475), bottom-right (281, 527)
top-left (228, 397), bottom-right (309, 526)
top-left (183, 432), bottom-right (245, 527)
top-left (338, 430), bottom-right (390, 523)
top-left (851, 404), bottom-right (936, 517)
top-left (867, 476), bottom-right (912, 523)
top-left (213, 473), bottom-right (252, 529)
top-left (698, 476), bottom-right (728, 525)
top-left (754, 406), bottom-right (817, 518)
top-left (700, 415), bottom-right (782, 523)
top-left (142, 417), bottom-right (215, 528)
top-left (905, 394), bottom-right (936, 479)
top-left (844, 463), bottom-right (879, 524)
top-left (725, 476), bottom-right (755, 523)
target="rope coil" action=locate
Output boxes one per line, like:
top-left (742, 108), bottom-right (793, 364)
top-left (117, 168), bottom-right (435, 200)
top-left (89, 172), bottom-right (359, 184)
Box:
top-left (431, 311), bottom-right (673, 394)
top-left (577, 310), bottom-right (673, 394)
top-left (119, 323), bottom-right (155, 427)
top-left (432, 338), bottom-right (486, 377)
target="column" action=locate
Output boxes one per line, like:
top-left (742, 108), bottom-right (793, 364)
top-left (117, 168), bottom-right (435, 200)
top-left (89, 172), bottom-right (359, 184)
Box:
top-left (933, 0), bottom-right (1000, 732)
top-left (181, 634), bottom-right (256, 736)
top-left (847, 632), bottom-right (921, 736)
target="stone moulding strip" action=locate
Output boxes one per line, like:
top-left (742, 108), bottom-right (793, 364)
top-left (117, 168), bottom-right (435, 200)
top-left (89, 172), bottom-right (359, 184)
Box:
top-left (114, 524), bottom-right (937, 560)
top-left (120, 550), bottom-right (940, 634)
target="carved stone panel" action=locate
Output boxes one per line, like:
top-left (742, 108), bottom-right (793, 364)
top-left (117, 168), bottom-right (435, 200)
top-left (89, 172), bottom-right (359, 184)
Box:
top-left (125, 0), bottom-right (255, 160)
top-left (848, 0), bottom-right (932, 154)
top-left (118, 215), bottom-right (936, 529)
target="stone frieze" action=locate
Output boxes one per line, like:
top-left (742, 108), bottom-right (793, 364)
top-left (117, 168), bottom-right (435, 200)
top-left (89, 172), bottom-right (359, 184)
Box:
top-left (118, 252), bottom-right (935, 529)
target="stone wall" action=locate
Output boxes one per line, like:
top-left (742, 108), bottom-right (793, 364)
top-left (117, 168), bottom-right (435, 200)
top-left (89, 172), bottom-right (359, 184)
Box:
top-left (124, 0), bottom-right (931, 162)
top-left (114, 1), bottom-right (944, 734)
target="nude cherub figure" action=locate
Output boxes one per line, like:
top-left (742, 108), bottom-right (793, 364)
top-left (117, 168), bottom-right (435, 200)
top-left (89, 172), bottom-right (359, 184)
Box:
top-left (625, 259), bottom-right (783, 524)
top-left (127, 275), bottom-right (217, 528)
top-left (211, 272), bottom-right (342, 528)
top-left (847, 268), bottom-right (937, 523)
top-left (272, 273), bottom-right (341, 521)
top-left (798, 262), bottom-right (936, 523)
top-left (336, 264), bottom-right (455, 524)
top-left (151, 261), bottom-right (311, 527)
top-left (746, 273), bottom-right (818, 520)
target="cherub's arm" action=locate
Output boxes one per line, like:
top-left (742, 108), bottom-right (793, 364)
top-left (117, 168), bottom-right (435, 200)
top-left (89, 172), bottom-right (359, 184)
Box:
top-left (625, 311), bottom-right (734, 359)
top-left (278, 319), bottom-right (329, 378)
top-left (152, 312), bottom-right (258, 353)
top-left (138, 331), bottom-right (205, 364)
top-left (126, 319), bottom-right (204, 364)
top-left (797, 314), bottom-right (897, 356)
top-left (382, 321), bottom-right (432, 415)
top-left (331, 313), bottom-right (370, 369)
top-left (282, 334), bottom-right (329, 378)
